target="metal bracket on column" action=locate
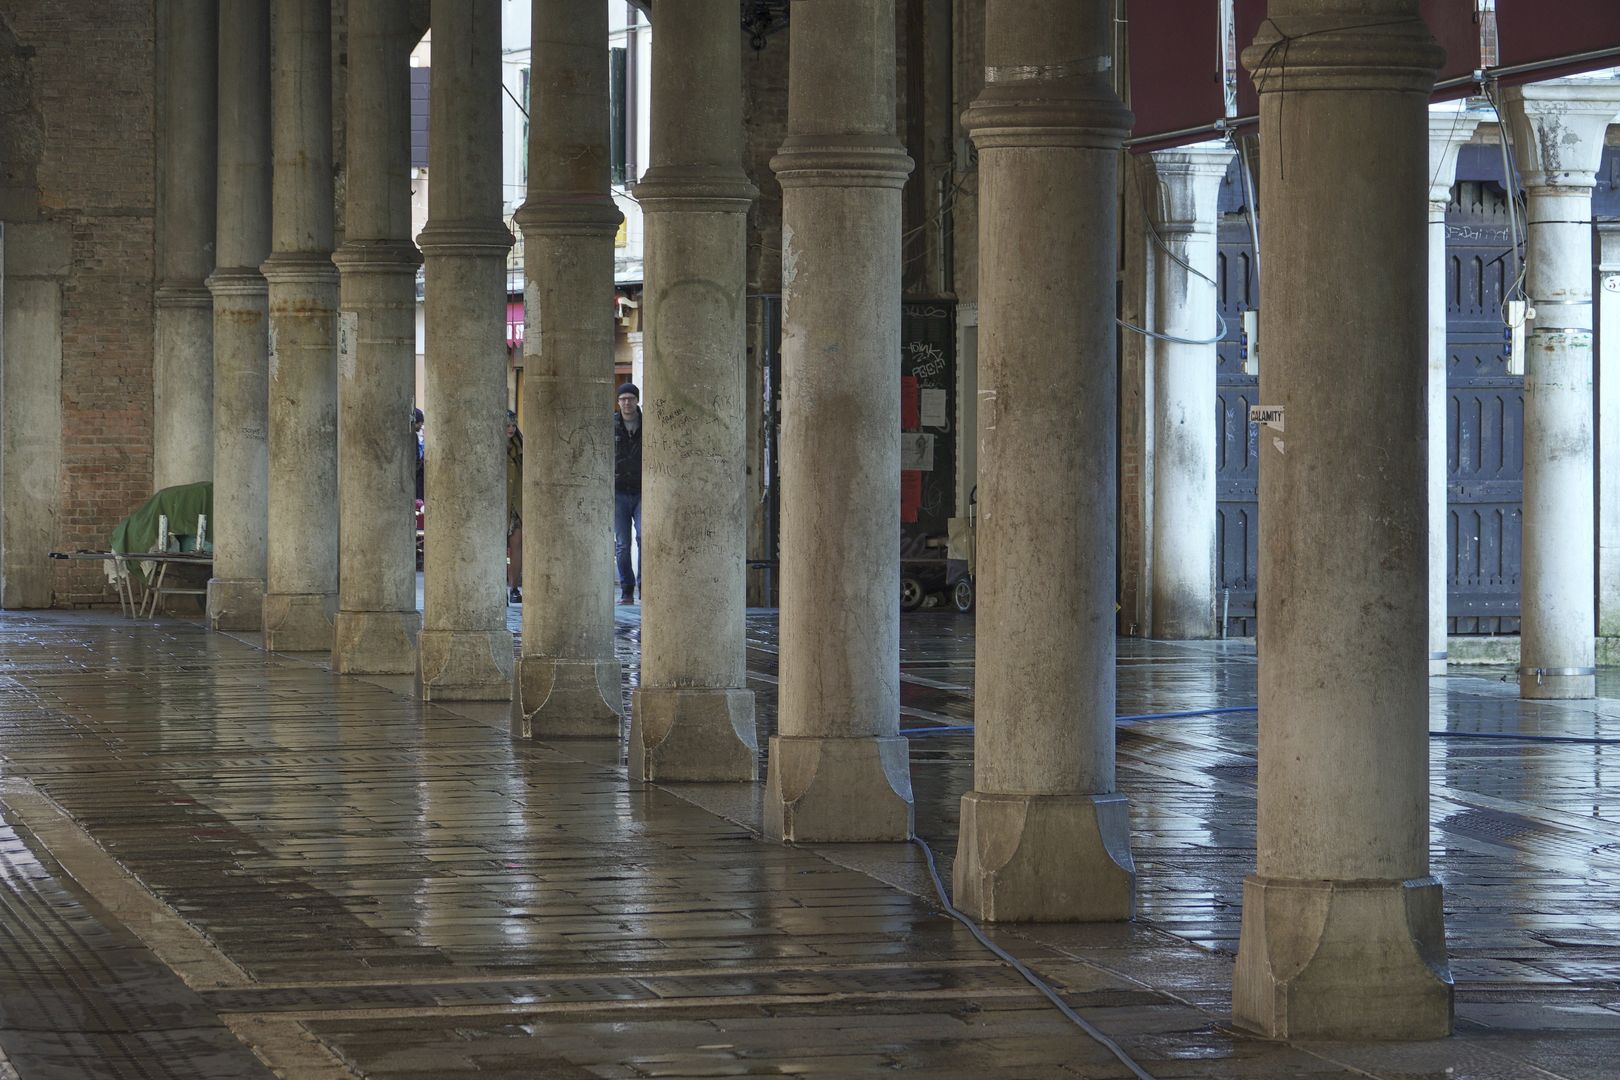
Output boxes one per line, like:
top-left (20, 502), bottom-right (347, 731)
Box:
top-left (1520, 666), bottom-right (1598, 685)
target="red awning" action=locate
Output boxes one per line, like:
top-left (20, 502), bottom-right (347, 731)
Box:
top-left (1127, 0), bottom-right (1225, 150)
top-left (1494, 0), bottom-right (1620, 84)
top-left (1133, 0), bottom-right (1619, 151)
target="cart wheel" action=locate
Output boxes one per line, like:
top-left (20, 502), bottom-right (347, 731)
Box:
top-left (953, 576), bottom-right (975, 613)
top-left (900, 576), bottom-right (925, 611)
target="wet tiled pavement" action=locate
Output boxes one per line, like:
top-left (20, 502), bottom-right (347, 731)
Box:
top-left (0, 605), bottom-right (1615, 1077)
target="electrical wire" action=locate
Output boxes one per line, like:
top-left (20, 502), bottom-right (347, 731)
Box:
top-left (1117, 157), bottom-right (1229, 346)
top-left (1480, 79), bottom-right (1531, 331)
top-left (909, 834), bottom-right (1159, 1080)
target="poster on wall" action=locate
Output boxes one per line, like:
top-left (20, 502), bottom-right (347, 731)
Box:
top-left (900, 302), bottom-right (956, 553)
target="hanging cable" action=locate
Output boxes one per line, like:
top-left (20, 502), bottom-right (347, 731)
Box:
top-left (1117, 156), bottom-right (1228, 346)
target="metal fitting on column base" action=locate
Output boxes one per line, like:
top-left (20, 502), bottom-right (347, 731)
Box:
top-left (629, 687), bottom-right (757, 782)
top-left (1519, 666), bottom-right (1597, 701)
top-left (263, 591), bottom-right (337, 653)
top-left (764, 735), bottom-right (913, 842)
top-left (1233, 874), bottom-right (1453, 1041)
top-left (207, 578), bottom-right (264, 632)
top-left (417, 628), bottom-right (514, 702)
top-left (953, 791), bottom-right (1134, 924)
top-left (517, 656), bottom-right (622, 738)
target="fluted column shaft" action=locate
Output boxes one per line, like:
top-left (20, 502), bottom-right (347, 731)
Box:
top-left (154, 0), bottom-right (219, 491)
top-left (1426, 115), bottom-right (1479, 676)
top-left (416, 0), bottom-right (514, 700)
top-left (332, 0), bottom-right (422, 674)
top-left (262, 0), bottom-right (340, 651)
top-left (951, 0), bottom-right (1134, 923)
top-left (628, 0), bottom-right (759, 780)
top-left (1503, 84), bottom-right (1620, 700)
top-left (1232, 2), bottom-right (1451, 1040)
top-left (514, 0), bottom-right (623, 732)
top-left (1148, 148), bottom-right (1231, 641)
top-left (207, 0), bottom-right (272, 632)
top-left (763, 0), bottom-right (915, 842)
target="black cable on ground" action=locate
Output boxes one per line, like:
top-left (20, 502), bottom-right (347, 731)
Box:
top-left (908, 834), bottom-right (1159, 1080)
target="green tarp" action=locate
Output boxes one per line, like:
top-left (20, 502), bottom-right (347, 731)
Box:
top-left (110, 482), bottom-right (213, 580)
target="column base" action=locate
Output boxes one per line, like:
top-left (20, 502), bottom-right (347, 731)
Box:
top-left (332, 609), bottom-right (419, 675)
top-left (417, 628), bottom-right (514, 701)
top-left (1519, 667), bottom-right (1595, 700)
top-left (953, 792), bottom-right (1135, 923)
top-left (1233, 875), bottom-right (1453, 1041)
top-left (207, 578), bottom-right (264, 632)
top-left (263, 592), bottom-right (337, 652)
top-left (630, 687), bottom-right (757, 782)
top-left (518, 656), bottom-right (622, 737)
top-left (764, 735), bottom-right (913, 842)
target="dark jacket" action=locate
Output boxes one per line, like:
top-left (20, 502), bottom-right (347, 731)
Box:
top-left (614, 410), bottom-right (642, 495)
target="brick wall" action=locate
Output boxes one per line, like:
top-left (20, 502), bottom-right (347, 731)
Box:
top-left (0, 1), bottom-right (157, 605)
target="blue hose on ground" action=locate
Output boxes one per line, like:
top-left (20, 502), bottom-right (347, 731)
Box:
top-left (909, 834), bottom-right (1158, 1080)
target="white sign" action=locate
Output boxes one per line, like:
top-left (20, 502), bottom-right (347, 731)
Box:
top-left (1248, 405), bottom-right (1284, 432)
top-left (920, 388), bottom-right (948, 428)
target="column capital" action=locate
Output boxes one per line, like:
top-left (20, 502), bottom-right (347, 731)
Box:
top-left (1147, 146), bottom-right (1233, 234)
top-left (1243, 11), bottom-right (1441, 97)
top-left (331, 238), bottom-right (423, 275)
top-left (155, 283), bottom-right (215, 310)
top-left (1502, 82), bottom-right (1620, 193)
top-left (260, 250), bottom-right (340, 286)
top-left (771, 135), bottom-right (913, 191)
top-left (632, 166), bottom-right (757, 215)
top-left (513, 193), bottom-right (623, 237)
top-left (206, 266), bottom-right (269, 298)
top-left (966, 81), bottom-right (1130, 152)
top-left (1599, 220), bottom-right (1620, 273)
top-left (415, 220), bottom-right (515, 257)
top-left (1427, 113), bottom-right (1482, 207)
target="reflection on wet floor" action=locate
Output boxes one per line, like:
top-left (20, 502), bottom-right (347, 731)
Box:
top-left (0, 605), bottom-right (1613, 1077)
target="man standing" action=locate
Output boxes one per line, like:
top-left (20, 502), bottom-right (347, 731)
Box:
top-left (506, 410), bottom-right (523, 604)
top-left (614, 383), bottom-right (643, 604)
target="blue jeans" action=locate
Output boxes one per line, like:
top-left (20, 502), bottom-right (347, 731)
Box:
top-left (614, 490), bottom-right (642, 596)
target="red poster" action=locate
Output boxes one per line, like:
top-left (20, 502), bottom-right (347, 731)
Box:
top-left (901, 470), bottom-right (922, 524)
top-left (901, 376), bottom-right (920, 431)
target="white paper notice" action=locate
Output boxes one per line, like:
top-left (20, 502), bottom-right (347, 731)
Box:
top-left (901, 432), bottom-right (935, 471)
top-left (920, 388), bottom-right (948, 428)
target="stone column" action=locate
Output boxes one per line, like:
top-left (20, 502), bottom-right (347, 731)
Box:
top-left (262, 0), bottom-right (339, 651)
top-left (331, 0), bottom-right (421, 674)
top-left (1425, 114), bottom-right (1479, 676)
top-left (416, 0), bottom-right (514, 701)
top-left (628, 0), bottom-right (759, 780)
top-left (514, 0), bottom-right (623, 734)
top-left (951, 0), bottom-right (1134, 923)
top-left (0, 225), bottom-right (70, 610)
top-left (1148, 147), bottom-right (1231, 641)
top-left (1503, 84), bottom-right (1620, 700)
top-left (763, 0), bottom-right (914, 842)
top-left (207, 0), bottom-right (273, 632)
top-left (154, 0), bottom-right (219, 491)
top-left (1232, 4), bottom-right (1451, 1040)
top-left (1599, 222), bottom-right (1620, 643)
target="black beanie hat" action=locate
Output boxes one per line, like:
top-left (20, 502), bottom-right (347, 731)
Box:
top-left (617, 383), bottom-right (640, 399)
